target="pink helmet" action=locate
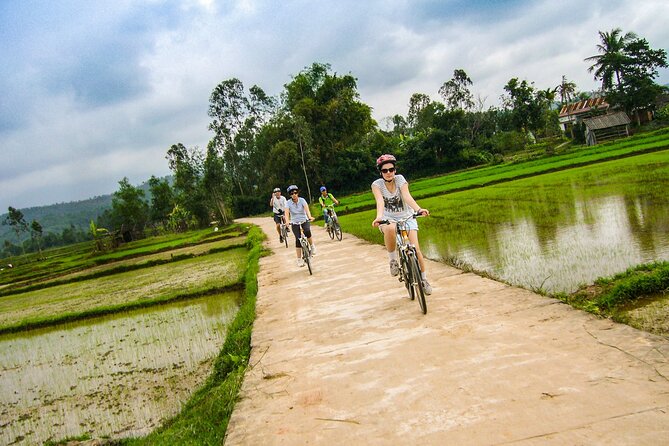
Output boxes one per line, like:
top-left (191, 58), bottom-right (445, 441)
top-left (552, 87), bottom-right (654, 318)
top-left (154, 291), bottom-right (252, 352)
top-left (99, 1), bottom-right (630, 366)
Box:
top-left (376, 153), bottom-right (397, 169)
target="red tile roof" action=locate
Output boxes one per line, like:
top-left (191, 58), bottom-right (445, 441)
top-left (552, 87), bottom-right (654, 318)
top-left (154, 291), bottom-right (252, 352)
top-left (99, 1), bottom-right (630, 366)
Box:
top-left (559, 97), bottom-right (609, 117)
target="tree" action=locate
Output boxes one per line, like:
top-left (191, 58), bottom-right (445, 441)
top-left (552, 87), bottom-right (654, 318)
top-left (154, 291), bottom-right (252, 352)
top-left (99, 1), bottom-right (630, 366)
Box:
top-left (208, 78), bottom-right (276, 196)
top-left (556, 75), bottom-right (577, 106)
top-left (585, 28), bottom-right (637, 90)
top-left (3, 207), bottom-right (28, 255)
top-left (110, 177), bottom-right (149, 237)
top-left (282, 62), bottom-right (374, 194)
top-left (166, 143), bottom-right (209, 227)
top-left (30, 220), bottom-right (43, 258)
top-left (608, 37), bottom-right (668, 117)
top-left (407, 93), bottom-right (432, 131)
top-left (147, 175), bottom-right (174, 225)
top-left (438, 69), bottom-right (475, 111)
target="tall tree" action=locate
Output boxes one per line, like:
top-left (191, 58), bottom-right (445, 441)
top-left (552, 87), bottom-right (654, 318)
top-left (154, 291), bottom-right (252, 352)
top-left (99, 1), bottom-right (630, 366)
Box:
top-left (207, 78), bottom-right (275, 196)
top-left (30, 220), bottom-right (43, 257)
top-left (585, 28), bottom-right (637, 90)
top-left (3, 207), bottom-right (28, 254)
top-left (407, 93), bottom-right (432, 131)
top-left (556, 75), bottom-right (577, 105)
top-left (438, 69), bottom-right (475, 111)
top-left (110, 177), bottom-right (149, 236)
top-left (282, 62), bottom-right (374, 192)
top-left (147, 176), bottom-right (174, 225)
top-left (166, 143), bottom-right (209, 226)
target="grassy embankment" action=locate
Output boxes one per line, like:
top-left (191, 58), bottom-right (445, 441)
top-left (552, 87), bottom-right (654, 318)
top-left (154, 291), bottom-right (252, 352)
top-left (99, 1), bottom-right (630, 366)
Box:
top-left (556, 261), bottom-right (669, 336)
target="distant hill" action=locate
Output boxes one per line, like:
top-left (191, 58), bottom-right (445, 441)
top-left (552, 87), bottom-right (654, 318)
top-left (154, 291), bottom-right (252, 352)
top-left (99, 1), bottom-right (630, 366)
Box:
top-left (0, 178), bottom-right (167, 246)
top-left (0, 194), bottom-right (113, 245)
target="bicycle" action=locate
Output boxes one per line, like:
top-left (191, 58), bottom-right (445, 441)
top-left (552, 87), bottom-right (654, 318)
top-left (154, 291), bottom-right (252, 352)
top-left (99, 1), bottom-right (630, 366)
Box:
top-left (294, 223), bottom-right (313, 275)
top-left (279, 216), bottom-right (289, 248)
top-left (324, 205), bottom-right (342, 241)
top-left (380, 213), bottom-right (427, 314)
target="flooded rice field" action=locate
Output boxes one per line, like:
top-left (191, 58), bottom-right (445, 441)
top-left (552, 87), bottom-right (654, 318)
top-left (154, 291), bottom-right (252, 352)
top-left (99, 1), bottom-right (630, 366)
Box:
top-left (421, 151), bottom-right (669, 293)
top-left (0, 290), bottom-right (240, 445)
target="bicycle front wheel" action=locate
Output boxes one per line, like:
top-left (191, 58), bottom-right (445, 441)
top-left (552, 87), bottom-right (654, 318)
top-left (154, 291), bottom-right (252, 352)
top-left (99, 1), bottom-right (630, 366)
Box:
top-left (301, 239), bottom-right (313, 275)
top-left (400, 250), bottom-right (414, 300)
top-left (282, 226), bottom-right (289, 247)
top-left (328, 222), bottom-right (335, 239)
top-left (408, 250), bottom-right (427, 314)
top-left (333, 221), bottom-right (342, 241)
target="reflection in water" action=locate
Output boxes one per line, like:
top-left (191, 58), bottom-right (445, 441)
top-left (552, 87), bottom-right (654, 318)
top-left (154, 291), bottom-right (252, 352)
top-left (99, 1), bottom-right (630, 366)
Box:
top-left (0, 292), bottom-right (240, 445)
top-left (423, 152), bottom-right (669, 293)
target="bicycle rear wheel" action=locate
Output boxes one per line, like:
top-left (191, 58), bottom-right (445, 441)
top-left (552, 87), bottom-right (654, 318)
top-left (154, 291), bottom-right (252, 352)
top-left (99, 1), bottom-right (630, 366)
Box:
top-left (408, 251), bottom-right (427, 314)
top-left (333, 221), bottom-right (342, 241)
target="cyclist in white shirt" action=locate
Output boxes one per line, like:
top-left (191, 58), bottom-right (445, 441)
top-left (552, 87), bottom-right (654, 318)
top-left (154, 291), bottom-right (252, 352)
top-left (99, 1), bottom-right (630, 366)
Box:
top-left (270, 187), bottom-right (287, 243)
top-left (371, 154), bottom-right (432, 295)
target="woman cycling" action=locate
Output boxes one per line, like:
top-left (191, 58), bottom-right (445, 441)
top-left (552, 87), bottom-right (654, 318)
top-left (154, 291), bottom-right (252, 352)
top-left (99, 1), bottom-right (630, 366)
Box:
top-left (284, 184), bottom-right (317, 267)
top-left (371, 154), bottom-right (432, 294)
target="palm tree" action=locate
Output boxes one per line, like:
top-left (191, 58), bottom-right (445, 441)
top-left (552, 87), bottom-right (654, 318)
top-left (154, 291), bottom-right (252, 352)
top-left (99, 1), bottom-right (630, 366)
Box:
top-left (585, 28), bottom-right (636, 90)
top-left (556, 75), bottom-right (577, 105)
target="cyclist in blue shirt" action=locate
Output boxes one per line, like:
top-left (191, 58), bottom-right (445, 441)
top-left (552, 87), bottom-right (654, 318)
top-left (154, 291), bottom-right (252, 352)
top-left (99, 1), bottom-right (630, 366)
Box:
top-left (284, 185), bottom-right (317, 267)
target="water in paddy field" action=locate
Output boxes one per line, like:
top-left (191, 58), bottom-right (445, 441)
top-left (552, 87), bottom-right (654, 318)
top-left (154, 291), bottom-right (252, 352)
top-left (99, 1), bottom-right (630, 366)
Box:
top-left (0, 291), bottom-right (240, 445)
top-left (421, 152), bottom-right (669, 293)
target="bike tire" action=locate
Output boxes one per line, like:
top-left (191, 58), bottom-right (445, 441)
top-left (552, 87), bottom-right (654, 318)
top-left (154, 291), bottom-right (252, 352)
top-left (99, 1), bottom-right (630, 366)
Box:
top-left (301, 239), bottom-right (313, 275)
top-left (328, 223), bottom-right (335, 239)
top-left (333, 221), bottom-right (342, 241)
top-left (408, 251), bottom-right (427, 314)
top-left (282, 225), bottom-right (289, 248)
top-left (400, 251), bottom-right (414, 300)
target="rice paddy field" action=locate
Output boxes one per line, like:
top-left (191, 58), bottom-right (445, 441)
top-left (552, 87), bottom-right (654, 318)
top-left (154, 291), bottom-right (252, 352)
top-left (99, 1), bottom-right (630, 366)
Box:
top-left (0, 225), bottom-right (254, 445)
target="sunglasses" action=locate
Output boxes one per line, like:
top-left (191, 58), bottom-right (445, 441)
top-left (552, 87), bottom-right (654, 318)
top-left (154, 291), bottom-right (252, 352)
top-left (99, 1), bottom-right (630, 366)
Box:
top-left (380, 167), bottom-right (396, 174)
top-left (290, 191), bottom-right (299, 195)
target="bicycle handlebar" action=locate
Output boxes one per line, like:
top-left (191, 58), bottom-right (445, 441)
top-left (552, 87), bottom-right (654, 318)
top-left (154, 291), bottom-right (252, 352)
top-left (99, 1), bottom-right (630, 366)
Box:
top-left (378, 212), bottom-right (424, 226)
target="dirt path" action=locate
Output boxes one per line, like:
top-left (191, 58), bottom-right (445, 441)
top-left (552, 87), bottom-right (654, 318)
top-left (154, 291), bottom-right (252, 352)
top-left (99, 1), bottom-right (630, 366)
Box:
top-left (225, 217), bottom-right (669, 445)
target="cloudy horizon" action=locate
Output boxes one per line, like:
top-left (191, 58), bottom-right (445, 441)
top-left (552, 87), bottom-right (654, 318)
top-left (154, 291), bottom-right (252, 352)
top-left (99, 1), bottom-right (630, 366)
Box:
top-left (2, 0), bottom-right (668, 211)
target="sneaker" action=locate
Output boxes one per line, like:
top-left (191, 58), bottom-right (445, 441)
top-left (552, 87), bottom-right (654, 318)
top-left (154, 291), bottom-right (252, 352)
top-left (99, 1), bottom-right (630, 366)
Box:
top-left (311, 245), bottom-right (317, 255)
top-left (389, 260), bottom-right (400, 277)
top-left (422, 279), bottom-right (433, 295)
top-left (297, 258), bottom-right (305, 267)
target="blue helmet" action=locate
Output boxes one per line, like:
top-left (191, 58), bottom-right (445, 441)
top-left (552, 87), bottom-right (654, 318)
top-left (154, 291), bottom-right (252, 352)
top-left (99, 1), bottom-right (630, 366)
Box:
top-left (320, 186), bottom-right (327, 192)
top-left (287, 185), bottom-right (299, 194)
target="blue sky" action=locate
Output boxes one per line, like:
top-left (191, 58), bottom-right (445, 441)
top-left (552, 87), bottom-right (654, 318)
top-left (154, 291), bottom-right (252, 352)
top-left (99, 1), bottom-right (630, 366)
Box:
top-left (1, 0), bottom-right (668, 210)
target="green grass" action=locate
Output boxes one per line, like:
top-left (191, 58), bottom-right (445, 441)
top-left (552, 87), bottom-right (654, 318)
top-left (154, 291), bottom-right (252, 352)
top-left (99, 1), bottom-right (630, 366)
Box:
top-left (557, 261), bottom-right (669, 335)
top-left (320, 128), bottom-right (669, 217)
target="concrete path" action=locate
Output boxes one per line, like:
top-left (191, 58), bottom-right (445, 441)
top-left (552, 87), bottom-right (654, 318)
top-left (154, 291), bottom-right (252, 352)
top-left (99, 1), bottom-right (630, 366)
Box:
top-left (225, 217), bottom-right (669, 445)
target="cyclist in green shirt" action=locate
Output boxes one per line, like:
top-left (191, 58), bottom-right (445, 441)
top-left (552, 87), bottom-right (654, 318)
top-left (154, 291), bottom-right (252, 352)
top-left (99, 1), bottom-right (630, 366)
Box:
top-left (318, 186), bottom-right (340, 225)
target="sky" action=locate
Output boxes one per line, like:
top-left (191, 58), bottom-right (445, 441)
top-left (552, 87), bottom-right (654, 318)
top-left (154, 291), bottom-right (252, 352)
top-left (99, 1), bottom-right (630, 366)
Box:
top-left (1, 0), bottom-right (668, 211)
